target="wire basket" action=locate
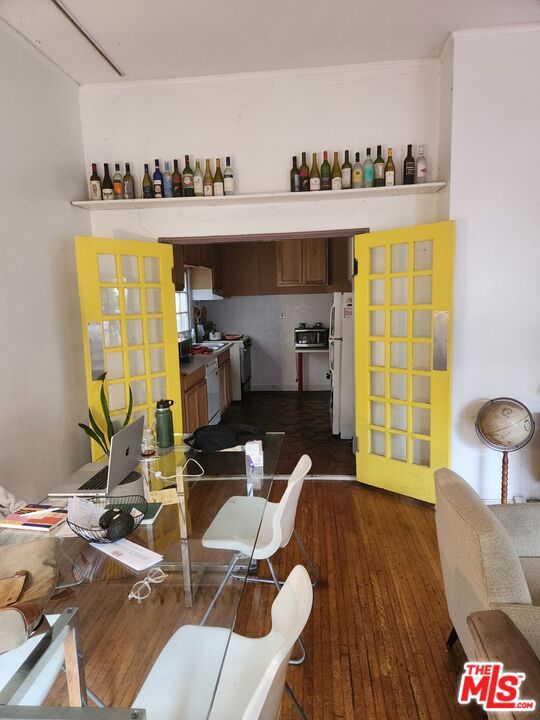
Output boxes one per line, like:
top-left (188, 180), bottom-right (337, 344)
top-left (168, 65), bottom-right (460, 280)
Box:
top-left (67, 495), bottom-right (148, 543)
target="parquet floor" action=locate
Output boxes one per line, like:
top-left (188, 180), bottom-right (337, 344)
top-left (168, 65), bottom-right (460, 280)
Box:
top-left (46, 481), bottom-right (485, 719)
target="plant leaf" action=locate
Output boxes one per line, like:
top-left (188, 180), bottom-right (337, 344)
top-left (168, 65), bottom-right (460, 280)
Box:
top-left (100, 379), bottom-right (115, 442)
top-left (122, 385), bottom-right (133, 428)
top-left (78, 423), bottom-right (108, 456)
top-left (88, 408), bottom-right (108, 452)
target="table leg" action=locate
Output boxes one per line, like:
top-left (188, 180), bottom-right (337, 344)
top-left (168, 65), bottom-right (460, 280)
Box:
top-left (296, 353), bottom-right (303, 393)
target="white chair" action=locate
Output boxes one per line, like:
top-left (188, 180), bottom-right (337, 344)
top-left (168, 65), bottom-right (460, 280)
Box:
top-left (133, 564), bottom-right (313, 720)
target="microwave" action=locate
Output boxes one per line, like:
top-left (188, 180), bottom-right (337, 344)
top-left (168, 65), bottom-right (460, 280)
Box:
top-left (294, 326), bottom-right (329, 349)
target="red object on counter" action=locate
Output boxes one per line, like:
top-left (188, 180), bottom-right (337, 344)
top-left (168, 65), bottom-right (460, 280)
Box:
top-left (192, 346), bottom-right (213, 356)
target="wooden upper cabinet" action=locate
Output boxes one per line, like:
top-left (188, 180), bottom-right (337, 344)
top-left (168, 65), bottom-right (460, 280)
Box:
top-left (183, 244), bottom-right (201, 267)
top-left (276, 238), bottom-right (328, 287)
top-left (172, 245), bottom-right (185, 291)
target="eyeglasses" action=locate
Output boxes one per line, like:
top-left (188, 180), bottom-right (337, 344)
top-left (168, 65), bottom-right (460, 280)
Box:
top-left (128, 567), bottom-right (167, 604)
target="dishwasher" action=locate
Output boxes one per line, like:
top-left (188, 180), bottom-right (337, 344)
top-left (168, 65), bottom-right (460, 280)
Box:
top-left (205, 358), bottom-right (221, 425)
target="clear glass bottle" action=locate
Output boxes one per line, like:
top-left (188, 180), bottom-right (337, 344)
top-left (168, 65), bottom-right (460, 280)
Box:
top-left (416, 144), bottom-right (427, 183)
top-left (213, 159), bottom-right (224, 196)
top-left (122, 162), bottom-right (135, 199)
top-left (384, 148), bottom-right (396, 187)
top-left (331, 152), bottom-right (342, 190)
top-left (163, 161), bottom-right (173, 198)
top-left (352, 152), bottom-right (363, 188)
top-left (363, 148), bottom-right (374, 188)
top-left (113, 163), bottom-right (123, 199)
top-left (193, 160), bottom-right (204, 196)
top-left (374, 145), bottom-right (385, 187)
top-left (224, 156), bottom-right (234, 195)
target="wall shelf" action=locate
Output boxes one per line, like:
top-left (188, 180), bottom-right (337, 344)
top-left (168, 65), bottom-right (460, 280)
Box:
top-left (72, 182), bottom-right (446, 211)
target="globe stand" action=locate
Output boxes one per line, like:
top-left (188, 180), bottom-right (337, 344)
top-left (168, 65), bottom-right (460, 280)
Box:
top-left (501, 450), bottom-right (509, 505)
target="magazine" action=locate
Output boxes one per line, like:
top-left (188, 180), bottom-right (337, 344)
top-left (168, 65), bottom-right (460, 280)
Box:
top-left (0, 504), bottom-right (67, 532)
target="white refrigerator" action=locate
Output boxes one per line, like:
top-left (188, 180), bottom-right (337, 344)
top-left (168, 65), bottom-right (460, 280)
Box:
top-left (329, 291), bottom-right (355, 439)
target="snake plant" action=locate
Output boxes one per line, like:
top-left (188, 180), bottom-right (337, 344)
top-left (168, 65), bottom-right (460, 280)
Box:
top-left (78, 372), bottom-right (133, 456)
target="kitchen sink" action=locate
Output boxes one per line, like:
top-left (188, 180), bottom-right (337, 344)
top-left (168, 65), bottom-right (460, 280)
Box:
top-left (193, 342), bottom-right (229, 352)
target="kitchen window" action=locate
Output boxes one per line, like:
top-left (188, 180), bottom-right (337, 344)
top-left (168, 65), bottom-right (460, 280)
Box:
top-left (176, 269), bottom-right (192, 337)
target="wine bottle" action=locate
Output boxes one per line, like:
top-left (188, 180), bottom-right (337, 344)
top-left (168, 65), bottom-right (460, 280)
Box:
top-left (172, 159), bottom-right (182, 197)
top-left (89, 163), bottom-right (102, 200)
top-left (403, 144), bottom-right (415, 185)
top-left (123, 162), bottom-right (135, 199)
top-left (162, 162), bottom-right (173, 198)
top-left (363, 148), bottom-right (374, 188)
top-left (182, 155), bottom-right (194, 197)
top-left (374, 145), bottom-right (385, 187)
top-left (341, 150), bottom-right (352, 190)
top-left (416, 144), bottom-right (427, 183)
top-left (153, 159), bottom-right (163, 198)
top-left (299, 152), bottom-right (310, 192)
top-left (331, 152), bottom-right (342, 190)
top-left (213, 159), bottom-right (224, 196)
top-left (309, 152), bottom-right (320, 191)
top-left (352, 152), bottom-right (363, 188)
top-left (102, 163), bottom-right (114, 199)
top-left (224, 156), bottom-right (234, 195)
top-left (320, 151), bottom-right (331, 191)
top-left (290, 156), bottom-right (300, 192)
top-left (384, 148), bottom-right (396, 187)
top-left (142, 163), bottom-right (153, 198)
top-left (113, 163), bottom-right (123, 199)
top-left (193, 160), bottom-right (203, 197)
top-left (203, 159), bottom-right (213, 196)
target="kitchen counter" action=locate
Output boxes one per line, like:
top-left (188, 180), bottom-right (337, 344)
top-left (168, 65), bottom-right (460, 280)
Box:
top-left (180, 343), bottom-right (232, 376)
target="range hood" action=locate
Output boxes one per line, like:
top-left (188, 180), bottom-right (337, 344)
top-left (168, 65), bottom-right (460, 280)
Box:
top-left (191, 266), bottom-right (223, 301)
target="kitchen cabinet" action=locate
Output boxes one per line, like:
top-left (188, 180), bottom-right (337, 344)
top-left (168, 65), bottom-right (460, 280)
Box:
top-left (276, 239), bottom-right (303, 286)
top-left (172, 245), bottom-right (185, 291)
top-left (218, 352), bottom-right (232, 413)
top-left (182, 366), bottom-right (208, 433)
top-left (276, 238), bottom-right (328, 287)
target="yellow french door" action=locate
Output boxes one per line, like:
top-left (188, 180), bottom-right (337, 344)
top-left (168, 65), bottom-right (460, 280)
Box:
top-left (76, 236), bottom-right (182, 460)
top-left (354, 221), bottom-right (454, 503)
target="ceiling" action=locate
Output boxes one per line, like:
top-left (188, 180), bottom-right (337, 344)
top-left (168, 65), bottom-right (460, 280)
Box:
top-left (2, 0), bottom-right (540, 84)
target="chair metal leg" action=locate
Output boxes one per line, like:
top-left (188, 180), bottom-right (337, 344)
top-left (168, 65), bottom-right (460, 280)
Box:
top-left (293, 528), bottom-right (319, 587)
top-left (285, 682), bottom-right (308, 719)
top-left (266, 558), bottom-right (306, 665)
top-left (199, 553), bottom-right (241, 626)
top-left (446, 626), bottom-right (458, 650)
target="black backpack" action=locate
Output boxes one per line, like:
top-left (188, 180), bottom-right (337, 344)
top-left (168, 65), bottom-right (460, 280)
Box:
top-left (185, 423), bottom-right (265, 452)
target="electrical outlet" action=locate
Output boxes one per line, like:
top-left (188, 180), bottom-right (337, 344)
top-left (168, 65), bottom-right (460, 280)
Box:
top-left (280, 309), bottom-right (286, 319)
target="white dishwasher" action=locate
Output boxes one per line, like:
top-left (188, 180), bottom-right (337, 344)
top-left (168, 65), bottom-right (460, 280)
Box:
top-left (205, 358), bottom-right (221, 425)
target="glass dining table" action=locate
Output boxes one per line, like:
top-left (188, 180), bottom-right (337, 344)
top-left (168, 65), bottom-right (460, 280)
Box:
top-left (0, 432), bottom-right (284, 717)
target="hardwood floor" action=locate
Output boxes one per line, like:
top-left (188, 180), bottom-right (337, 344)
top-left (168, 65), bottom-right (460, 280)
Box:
top-left (45, 481), bottom-right (484, 719)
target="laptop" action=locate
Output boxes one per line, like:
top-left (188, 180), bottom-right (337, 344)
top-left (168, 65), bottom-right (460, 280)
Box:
top-left (49, 417), bottom-right (144, 497)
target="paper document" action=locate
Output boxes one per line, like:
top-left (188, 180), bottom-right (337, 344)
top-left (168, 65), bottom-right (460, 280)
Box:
top-left (90, 538), bottom-right (163, 572)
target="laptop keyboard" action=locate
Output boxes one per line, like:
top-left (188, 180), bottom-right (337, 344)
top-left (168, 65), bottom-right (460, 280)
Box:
top-left (79, 466), bottom-right (109, 491)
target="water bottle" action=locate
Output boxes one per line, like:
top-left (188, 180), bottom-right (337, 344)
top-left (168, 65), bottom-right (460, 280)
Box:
top-left (155, 399), bottom-right (174, 448)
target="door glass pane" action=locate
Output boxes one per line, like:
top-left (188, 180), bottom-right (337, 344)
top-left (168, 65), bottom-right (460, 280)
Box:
top-left (412, 343), bottom-right (431, 371)
top-left (370, 279), bottom-right (385, 306)
top-left (390, 434), bottom-right (407, 462)
top-left (370, 246), bottom-right (385, 274)
top-left (390, 404), bottom-right (407, 431)
top-left (370, 372), bottom-right (385, 397)
top-left (390, 373), bottom-right (407, 401)
top-left (391, 277), bottom-right (408, 305)
top-left (122, 256), bottom-right (139, 283)
top-left (391, 310), bottom-right (407, 337)
top-left (390, 342), bottom-right (407, 369)
top-left (131, 379), bottom-right (147, 406)
top-left (412, 375), bottom-right (431, 404)
top-left (391, 243), bottom-right (408, 272)
top-left (103, 320), bottom-right (121, 348)
top-left (146, 288), bottom-right (162, 313)
top-left (370, 342), bottom-right (385, 367)
top-left (150, 348), bottom-right (165, 373)
top-left (413, 276), bottom-right (432, 305)
top-left (370, 401), bottom-right (385, 428)
top-left (152, 376), bottom-right (166, 402)
top-left (412, 407), bottom-right (431, 435)
top-left (370, 430), bottom-right (385, 457)
top-left (100, 288), bottom-right (120, 315)
top-left (412, 438), bottom-right (430, 466)
top-left (124, 288), bottom-right (141, 315)
top-left (148, 318), bottom-right (164, 344)
top-left (413, 310), bottom-right (431, 338)
top-left (144, 257), bottom-right (160, 283)
top-left (127, 319), bottom-right (143, 346)
top-left (414, 240), bottom-right (433, 271)
top-left (98, 254), bottom-right (117, 282)
top-left (370, 311), bottom-right (385, 337)
top-left (108, 383), bottom-right (125, 411)
top-left (129, 349), bottom-right (145, 376)
top-left (105, 351), bottom-right (124, 379)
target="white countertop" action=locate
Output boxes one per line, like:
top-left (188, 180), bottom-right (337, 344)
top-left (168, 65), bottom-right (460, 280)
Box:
top-left (180, 343), bottom-right (232, 376)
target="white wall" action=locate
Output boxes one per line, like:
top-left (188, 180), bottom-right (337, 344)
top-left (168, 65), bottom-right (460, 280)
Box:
top-left (449, 25), bottom-right (540, 500)
top-left (203, 295), bottom-right (333, 390)
top-left (0, 23), bottom-right (90, 502)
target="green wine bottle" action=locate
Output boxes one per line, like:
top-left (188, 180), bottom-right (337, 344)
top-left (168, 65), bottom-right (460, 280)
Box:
top-left (193, 160), bottom-right (203, 197)
top-left (172, 159), bottom-right (182, 197)
top-left (309, 153), bottom-right (320, 191)
top-left (113, 163), bottom-right (123, 199)
top-left (122, 162), bottom-right (135, 199)
top-left (299, 152), bottom-right (310, 192)
top-left (374, 145), bottom-right (385, 187)
top-left (290, 156), bottom-right (300, 192)
top-left (331, 152), bottom-right (341, 190)
top-left (182, 155), bottom-right (194, 197)
top-left (320, 151), bottom-right (331, 191)
top-left (203, 159), bottom-right (213, 196)
top-left (341, 150), bottom-right (352, 190)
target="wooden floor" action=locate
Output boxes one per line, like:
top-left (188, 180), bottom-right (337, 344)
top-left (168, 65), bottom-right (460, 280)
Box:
top-left (46, 481), bottom-right (485, 719)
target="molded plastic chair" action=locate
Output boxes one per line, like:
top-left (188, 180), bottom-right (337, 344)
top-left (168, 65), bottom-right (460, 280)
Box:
top-left (133, 565), bottom-right (313, 720)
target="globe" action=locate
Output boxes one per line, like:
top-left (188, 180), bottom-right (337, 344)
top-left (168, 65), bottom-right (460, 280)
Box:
top-left (476, 397), bottom-right (535, 452)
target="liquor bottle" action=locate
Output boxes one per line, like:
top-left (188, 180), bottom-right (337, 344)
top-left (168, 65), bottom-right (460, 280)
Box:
top-left (290, 156), bottom-right (300, 192)
top-left (123, 162), bottom-right (135, 199)
top-left (374, 145), bottom-right (385, 187)
top-left (101, 163), bottom-right (114, 199)
top-left (193, 160), bottom-right (204, 197)
top-left (224, 156), bottom-right (234, 195)
top-left (153, 159), bottom-right (163, 198)
top-left (352, 152), bottom-right (363, 188)
top-left (363, 148), bottom-right (374, 188)
top-left (162, 162), bottom-right (173, 198)
top-left (309, 152), bottom-right (320, 191)
top-left (203, 159), bottom-right (213, 196)
top-left (403, 144), bottom-right (415, 185)
top-left (172, 159), bottom-right (182, 197)
top-left (142, 163), bottom-right (153, 198)
top-left (320, 151), bottom-right (331, 191)
top-left (416, 144), bottom-right (427, 183)
top-left (113, 163), bottom-right (123, 199)
top-left (331, 152), bottom-right (342, 190)
top-left (384, 148), bottom-right (396, 187)
top-left (89, 163), bottom-right (102, 200)
top-left (182, 155), bottom-right (194, 197)
top-left (299, 152), bottom-right (310, 192)
top-left (213, 159), bottom-right (224, 196)
top-left (341, 150), bottom-right (352, 190)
